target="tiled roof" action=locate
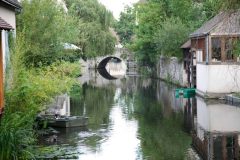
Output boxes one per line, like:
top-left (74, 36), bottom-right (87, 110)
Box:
top-left (2, 0), bottom-right (22, 9)
top-left (181, 40), bottom-right (191, 49)
top-left (0, 17), bottom-right (13, 30)
top-left (190, 11), bottom-right (240, 38)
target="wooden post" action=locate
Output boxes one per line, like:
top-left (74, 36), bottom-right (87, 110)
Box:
top-left (222, 136), bottom-right (227, 160)
top-left (234, 135), bottom-right (239, 159)
top-left (234, 38), bottom-right (238, 62)
top-left (0, 30), bottom-right (4, 117)
top-left (221, 38), bottom-right (226, 62)
top-left (209, 36), bottom-right (212, 63)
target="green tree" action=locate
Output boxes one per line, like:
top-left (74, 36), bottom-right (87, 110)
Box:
top-left (66, 0), bottom-right (116, 58)
top-left (17, 0), bottom-right (79, 67)
top-left (115, 6), bottom-right (136, 46)
top-left (115, 0), bottom-right (224, 66)
top-left (154, 17), bottom-right (189, 58)
top-left (0, 32), bottom-right (81, 159)
top-left (132, 1), bottom-right (166, 66)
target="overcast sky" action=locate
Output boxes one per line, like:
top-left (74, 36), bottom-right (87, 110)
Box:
top-left (98, 0), bottom-right (139, 20)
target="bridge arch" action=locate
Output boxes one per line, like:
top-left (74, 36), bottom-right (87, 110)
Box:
top-left (97, 56), bottom-right (122, 69)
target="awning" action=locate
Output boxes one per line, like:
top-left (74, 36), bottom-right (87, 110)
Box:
top-left (181, 40), bottom-right (191, 49)
top-left (63, 43), bottom-right (81, 50)
top-left (0, 17), bottom-right (13, 30)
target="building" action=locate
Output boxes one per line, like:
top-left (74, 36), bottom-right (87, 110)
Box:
top-left (191, 97), bottom-right (240, 160)
top-left (190, 11), bottom-right (240, 98)
top-left (0, 0), bottom-right (21, 116)
top-left (181, 40), bottom-right (196, 88)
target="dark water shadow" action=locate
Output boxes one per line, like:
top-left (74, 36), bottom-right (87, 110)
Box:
top-left (97, 68), bottom-right (117, 80)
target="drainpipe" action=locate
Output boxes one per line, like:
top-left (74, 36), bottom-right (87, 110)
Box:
top-left (205, 33), bottom-right (209, 65)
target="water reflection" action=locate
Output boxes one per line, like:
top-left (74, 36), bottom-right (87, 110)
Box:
top-left (37, 65), bottom-right (240, 160)
top-left (189, 97), bottom-right (240, 160)
top-left (133, 87), bottom-right (191, 160)
top-left (97, 61), bottom-right (127, 80)
top-left (78, 91), bottom-right (141, 160)
top-left (38, 67), bottom-right (240, 160)
top-left (71, 83), bottom-right (115, 126)
top-left (70, 77), bottom-right (191, 160)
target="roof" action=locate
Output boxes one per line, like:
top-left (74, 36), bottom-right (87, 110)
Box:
top-left (1, 0), bottom-right (22, 9)
top-left (63, 43), bottom-right (81, 50)
top-left (190, 11), bottom-right (240, 38)
top-left (181, 40), bottom-right (191, 49)
top-left (0, 17), bottom-right (13, 30)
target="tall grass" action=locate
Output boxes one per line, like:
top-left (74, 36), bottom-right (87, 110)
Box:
top-left (0, 111), bottom-right (36, 159)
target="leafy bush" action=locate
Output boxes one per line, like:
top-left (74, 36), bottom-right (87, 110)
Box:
top-left (114, 6), bottom-right (136, 46)
top-left (154, 17), bottom-right (189, 58)
top-left (0, 111), bottom-right (36, 160)
top-left (0, 34), bottom-right (81, 159)
top-left (67, 0), bottom-right (116, 58)
top-left (17, 0), bottom-right (79, 67)
top-left (6, 61), bottom-right (80, 114)
top-left (0, 61), bottom-right (80, 158)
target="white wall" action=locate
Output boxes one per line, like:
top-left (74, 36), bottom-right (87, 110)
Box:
top-left (57, 0), bottom-right (68, 12)
top-left (106, 61), bottom-right (127, 77)
top-left (1, 30), bottom-right (11, 76)
top-left (1, 31), bottom-right (6, 72)
top-left (196, 97), bottom-right (210, 130)
top-left (197, 63), bottom-right (240, 94)
top-left (197, 64), bottom-right (208, 93)
top-left (59, 95), bottom-right (70, 116)
top-left (0, 4), bottom-right (16, 73)
top-left (208, 64), bottom-right (240, 93)
top-left (157, 56), bottom-right (188, 87)
top-left (197, 97), bottom-right (240, 132)
top-left (0, 6), bottom-right (16, 29)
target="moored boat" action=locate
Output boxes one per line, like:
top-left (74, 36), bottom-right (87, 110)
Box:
top-left (47, 116), bottom-right (88, 128)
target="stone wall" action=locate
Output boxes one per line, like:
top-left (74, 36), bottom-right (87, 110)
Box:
top-left (157, 56), bottom-right (187, 87)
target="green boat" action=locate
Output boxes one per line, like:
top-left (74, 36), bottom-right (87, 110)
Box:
top-left (175, 88), bottom-right (195, 98)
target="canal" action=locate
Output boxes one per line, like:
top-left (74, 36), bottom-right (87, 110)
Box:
top-left (37, 69), bottom-right (240, 159)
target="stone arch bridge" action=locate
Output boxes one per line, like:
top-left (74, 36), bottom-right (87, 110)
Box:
top-left (88, 47), bottom-right (129, 69)
top-left (97, 56), bottom-right (122, 69)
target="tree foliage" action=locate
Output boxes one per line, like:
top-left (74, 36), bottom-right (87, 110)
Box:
top-left (0, 31), bottom-right (81, 158)
top-left (17, 0), bottom-right (79, 67)
top-left (66, 0), bottom-right (116, 58)
top-left (115, 0), bottom-right (240, 66)
top-left (154, 17), bottom-right (189, 58)
top-left (133, 1), bottom-right (167, 66)
top-left (114, 6), bottom-right (136, 46)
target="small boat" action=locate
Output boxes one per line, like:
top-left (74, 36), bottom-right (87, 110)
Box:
top-left (45, 116), bottom-right (88, 128)
top-left (48, 116), bottom-right (88, 128)
top-left (175, 88), bottom-right (196, 98)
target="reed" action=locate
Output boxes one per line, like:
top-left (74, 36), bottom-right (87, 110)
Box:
top-left (0, 111), bottom-right (36, 160)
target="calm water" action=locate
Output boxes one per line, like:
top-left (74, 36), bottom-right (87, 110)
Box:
top-left (38, 70), bottom-right (240, 160)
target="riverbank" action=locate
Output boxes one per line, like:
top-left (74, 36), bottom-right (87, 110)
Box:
top-left (0, 61), bottom-right (81, 159)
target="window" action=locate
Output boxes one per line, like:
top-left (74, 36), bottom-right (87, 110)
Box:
top-left (212, 38), bottom-right (221, 61)
top-left (196, 50), bottom-right (203, 62)
top-left (225, 38), bottom-right (234, 61)
top-left (193, 52), bottom-right (197, 65)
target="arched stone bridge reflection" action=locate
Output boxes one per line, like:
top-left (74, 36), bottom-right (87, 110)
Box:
top-left (97, 56), bottom-right (122, 69)
top-left (97, 56), bottom-right (126, 80)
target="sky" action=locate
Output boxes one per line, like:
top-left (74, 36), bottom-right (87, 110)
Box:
top-left (98, 0), bottom-right (139, 20)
